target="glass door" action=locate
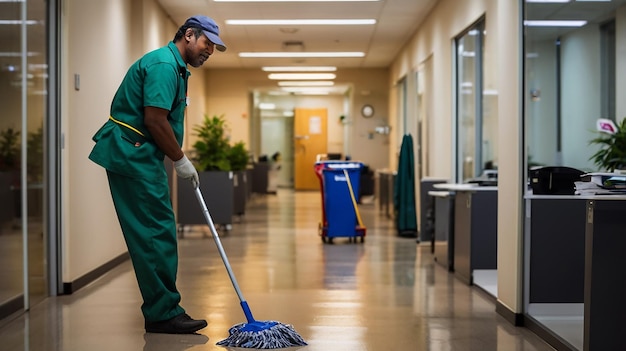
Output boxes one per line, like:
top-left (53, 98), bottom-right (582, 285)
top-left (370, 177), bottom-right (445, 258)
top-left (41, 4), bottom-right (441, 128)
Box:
top-left (0, 0), bottom-right (49, 317)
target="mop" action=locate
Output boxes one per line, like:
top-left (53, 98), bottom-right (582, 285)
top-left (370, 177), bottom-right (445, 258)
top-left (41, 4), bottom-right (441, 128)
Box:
top-left (194, 188), bottom-right (307, 349)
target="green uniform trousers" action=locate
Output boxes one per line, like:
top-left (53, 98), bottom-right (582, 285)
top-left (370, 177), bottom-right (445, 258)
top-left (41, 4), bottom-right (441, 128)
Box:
top-left (106, 170), bottom-right (185, 322)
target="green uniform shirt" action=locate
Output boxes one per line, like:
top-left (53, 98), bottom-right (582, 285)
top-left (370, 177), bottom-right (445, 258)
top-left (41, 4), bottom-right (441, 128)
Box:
top-left (89, 41), bottom-right (190, 179)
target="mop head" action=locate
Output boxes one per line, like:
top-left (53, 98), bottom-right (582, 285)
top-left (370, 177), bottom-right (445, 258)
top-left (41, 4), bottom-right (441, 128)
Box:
top-left (216, 320), bottom-right (307, 349)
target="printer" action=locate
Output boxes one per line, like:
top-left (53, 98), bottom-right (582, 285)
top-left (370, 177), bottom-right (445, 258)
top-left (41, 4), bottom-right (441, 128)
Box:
top-left (529, 166), bottom-right (585, 195)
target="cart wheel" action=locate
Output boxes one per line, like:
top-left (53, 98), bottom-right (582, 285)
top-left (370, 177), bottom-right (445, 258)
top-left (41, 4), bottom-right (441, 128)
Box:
top-left (225, 224), bottom-right (232, 232)
top-left (322, 236), bottom-right (327, 243)
top-left (328, 237), bottom-right (334, 244)
top-left (177, 225), bottom-right (185, 239)
top-left (360, 236), bottom-right (365, 243)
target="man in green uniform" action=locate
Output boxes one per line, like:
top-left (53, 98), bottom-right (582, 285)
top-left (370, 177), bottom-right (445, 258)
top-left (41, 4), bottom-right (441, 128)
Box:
top-left (88, 15), bottom-right (226, 334)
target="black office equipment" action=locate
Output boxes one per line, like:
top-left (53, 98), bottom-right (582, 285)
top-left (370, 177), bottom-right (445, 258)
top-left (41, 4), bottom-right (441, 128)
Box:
top-left (529, 166), bottom-right (584, 195)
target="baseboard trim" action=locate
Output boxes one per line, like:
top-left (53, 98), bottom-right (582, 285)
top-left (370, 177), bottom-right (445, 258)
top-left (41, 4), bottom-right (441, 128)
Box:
top-left (495, 300), bottom-right (524, 326)
top-left (523, 315), bottom-right (577, 351)
top-left (0, 295), bottom-right (23, 321)
top-left (62, 252), bottom-right (130, 294)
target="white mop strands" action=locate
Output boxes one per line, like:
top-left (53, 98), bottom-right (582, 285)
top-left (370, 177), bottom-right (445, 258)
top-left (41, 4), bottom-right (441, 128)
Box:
top-left (216, 320), bottom-right (307, 348)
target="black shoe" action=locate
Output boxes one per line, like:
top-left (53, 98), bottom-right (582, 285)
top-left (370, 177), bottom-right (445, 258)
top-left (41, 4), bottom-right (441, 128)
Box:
top-left (145, 313), bottom-right (208, 334)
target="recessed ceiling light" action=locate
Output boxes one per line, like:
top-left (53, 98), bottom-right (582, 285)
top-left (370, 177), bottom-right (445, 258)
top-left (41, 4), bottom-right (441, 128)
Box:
top-left (526, 0), bottom-right (569, 3)
top-left (226, 19), bottom-right (376, 25)
top-left (240, 52), bottom-right (364, 58)
top-left (523, 20), bottom-right (587, 27)
top-left (269, 73), bottom-right (336, 80)
top-left (281, 87), bottom-right (333, 94)
top-left (259, 103), bottom-right (276, 109)
top-left (216, 0), bottom-right (378, 2)
top-left (0, 20), bottom-right (39, 25)
top-left (262, 66), bottom-right (337, 72)
top-left (278, 81), bottom-right (335, 86)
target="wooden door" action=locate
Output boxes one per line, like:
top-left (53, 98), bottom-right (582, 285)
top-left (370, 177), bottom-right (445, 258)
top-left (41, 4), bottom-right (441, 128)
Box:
top-left (294, 108), bottom-right (327, 190)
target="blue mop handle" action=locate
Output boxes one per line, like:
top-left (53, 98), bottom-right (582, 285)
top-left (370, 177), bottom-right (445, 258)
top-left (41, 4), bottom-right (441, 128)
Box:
top-left (194, 187), bottom-right (256, 323)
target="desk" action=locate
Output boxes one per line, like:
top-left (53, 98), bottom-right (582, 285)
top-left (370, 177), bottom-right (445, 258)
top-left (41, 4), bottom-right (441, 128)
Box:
top-left (434, 184), bottom-right (498, 296)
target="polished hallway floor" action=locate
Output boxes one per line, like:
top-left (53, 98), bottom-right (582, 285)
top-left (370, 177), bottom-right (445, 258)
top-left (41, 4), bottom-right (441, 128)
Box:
top-left (0, 190), bottom-right (555, 351)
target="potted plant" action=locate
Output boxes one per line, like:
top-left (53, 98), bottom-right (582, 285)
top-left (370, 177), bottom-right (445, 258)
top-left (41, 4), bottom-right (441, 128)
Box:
top-left (0, 127), bottom-right (20, 172)
top-left (0, 127), bottom-right (20, 226)
top-left (176, 115), bottom-right (249, 232)
top-left (589, 118), bottom-right (626, 172)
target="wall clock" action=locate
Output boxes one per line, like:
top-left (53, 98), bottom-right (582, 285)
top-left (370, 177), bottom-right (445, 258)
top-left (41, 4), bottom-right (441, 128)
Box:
top-left (361, 104), bottom-right (374, 118)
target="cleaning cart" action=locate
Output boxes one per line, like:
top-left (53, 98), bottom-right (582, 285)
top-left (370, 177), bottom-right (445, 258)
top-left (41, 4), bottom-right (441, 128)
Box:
top-left (314, 160), bottom-right (366, 243)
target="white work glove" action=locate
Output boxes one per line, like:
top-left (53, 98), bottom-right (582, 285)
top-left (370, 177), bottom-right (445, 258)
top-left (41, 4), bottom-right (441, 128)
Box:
top-left (174, 155), bottom-right (199, 189)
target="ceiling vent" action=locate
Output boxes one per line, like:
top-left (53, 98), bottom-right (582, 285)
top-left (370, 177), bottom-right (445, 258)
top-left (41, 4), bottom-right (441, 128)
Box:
top-left (282, 41), bottom-right (304, 52)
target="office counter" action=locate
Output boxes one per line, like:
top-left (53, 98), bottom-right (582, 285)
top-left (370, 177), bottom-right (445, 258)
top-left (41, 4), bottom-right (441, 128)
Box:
top-left (583, 199), bottom-right (626, 351)
top-left (434, 184), bottom-right (498, 296)
top-left (524, 195), bottom-right (626, 351)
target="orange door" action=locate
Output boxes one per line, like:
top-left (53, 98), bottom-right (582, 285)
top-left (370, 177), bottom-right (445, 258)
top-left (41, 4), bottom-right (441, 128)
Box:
top-left (294, 108), bottom-right (328, 190)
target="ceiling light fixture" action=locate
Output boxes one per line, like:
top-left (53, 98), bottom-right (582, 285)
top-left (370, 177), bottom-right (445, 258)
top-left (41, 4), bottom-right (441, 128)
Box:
top-left (226, 19), bottom-right (376, 25)
top-left (259, 103), bottom-right (276, 109)
top-left (525, 0), bottom-right (569, 3)
top-left (523, 20), bottom-right (587, 27)
top-left (262, 66), bottom-right (337, 72)
top-left (240, 52), bottom-right (364, 58)
top-left (216, 0), bottom-right (378, 2)
top-left (0, 20), bottom-right (39, 25)
top-left (269, 73), bottom-right (336, 80)
top-left (278, 81), bottom-right (335, 86)
top-left (281, 87), bottom-right (333, 94)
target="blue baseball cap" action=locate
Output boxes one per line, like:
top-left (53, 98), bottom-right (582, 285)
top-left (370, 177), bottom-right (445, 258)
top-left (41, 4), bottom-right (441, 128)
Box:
top-left (184, 15), bottom-right (227, 52)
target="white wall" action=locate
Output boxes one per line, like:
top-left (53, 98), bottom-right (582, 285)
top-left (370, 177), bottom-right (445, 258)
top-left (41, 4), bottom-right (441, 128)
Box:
top-left (390, 0), bottom-right (497, 179)
top-left (526, 39), bottom-right (558, 167)
top-left (560, 25), bottom-right (602, 171)
top-left (63, 0), bottom-right (179, 282)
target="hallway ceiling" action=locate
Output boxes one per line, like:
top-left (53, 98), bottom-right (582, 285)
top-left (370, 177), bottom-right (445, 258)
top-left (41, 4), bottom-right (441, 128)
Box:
top-left (156, 0), bottom-right (439, 70)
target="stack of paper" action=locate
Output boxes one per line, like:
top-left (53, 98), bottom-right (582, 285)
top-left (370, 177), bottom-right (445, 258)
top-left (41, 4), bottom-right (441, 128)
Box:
top-left (576, 172), bottom-right (626, 195)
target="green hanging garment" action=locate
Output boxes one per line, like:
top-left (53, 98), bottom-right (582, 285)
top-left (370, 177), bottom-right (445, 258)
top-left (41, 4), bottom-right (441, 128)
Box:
top-left (393, 134), bottom-right (418, 237)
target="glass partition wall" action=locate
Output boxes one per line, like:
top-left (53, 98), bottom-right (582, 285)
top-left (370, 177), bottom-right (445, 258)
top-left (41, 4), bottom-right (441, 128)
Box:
top-left (0, 0), bottom-right (49, 317)
top-left (525, 1), bottom-right (623, 172)
top-left (523, 1), bottom-right (626, 350)
top-left (455, 18), bottom-right (495, 183)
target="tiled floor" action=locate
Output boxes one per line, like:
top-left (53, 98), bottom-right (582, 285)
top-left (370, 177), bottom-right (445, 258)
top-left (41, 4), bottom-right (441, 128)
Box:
top-left (0, 190), bottom-right (556, 351)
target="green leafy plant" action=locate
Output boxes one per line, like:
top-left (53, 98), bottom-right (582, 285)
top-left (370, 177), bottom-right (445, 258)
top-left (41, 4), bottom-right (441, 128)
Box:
top-left (191, 115), bottom-right (249, 171)
top-left (589, 118), bottom-right (626, 172)
top-left (27, 126), bottom-right (43, 181)
top-left (0, 127), bottom-right (20, 172)
top-left (228, 141), bottom-right (249, 171)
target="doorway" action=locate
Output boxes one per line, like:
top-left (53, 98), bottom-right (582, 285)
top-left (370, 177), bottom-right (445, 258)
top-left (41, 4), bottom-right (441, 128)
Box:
top-left (294, 108), bottom-right (328, 190)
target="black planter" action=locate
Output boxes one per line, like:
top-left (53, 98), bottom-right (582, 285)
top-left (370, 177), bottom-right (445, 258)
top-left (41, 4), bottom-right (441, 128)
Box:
top-left (177, 171), bottom-right (234, 229)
